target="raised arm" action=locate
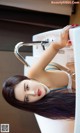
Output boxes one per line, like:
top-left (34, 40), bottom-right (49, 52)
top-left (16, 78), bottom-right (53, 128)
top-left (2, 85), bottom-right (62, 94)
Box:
top-left (28, 25), bottom-right (72, 78)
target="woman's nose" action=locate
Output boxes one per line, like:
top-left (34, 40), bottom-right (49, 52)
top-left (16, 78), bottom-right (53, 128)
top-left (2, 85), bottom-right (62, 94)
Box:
top-left (27, 90), bottom-right (36, 96)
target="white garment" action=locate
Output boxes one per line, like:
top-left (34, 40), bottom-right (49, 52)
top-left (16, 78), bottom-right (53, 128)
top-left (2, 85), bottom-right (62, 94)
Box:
top-left (63, 71), bottom-right (73, 93)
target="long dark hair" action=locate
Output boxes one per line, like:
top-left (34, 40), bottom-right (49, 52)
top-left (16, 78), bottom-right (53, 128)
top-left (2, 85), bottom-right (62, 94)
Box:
top-left (2, 75), bottom-right (75, 119)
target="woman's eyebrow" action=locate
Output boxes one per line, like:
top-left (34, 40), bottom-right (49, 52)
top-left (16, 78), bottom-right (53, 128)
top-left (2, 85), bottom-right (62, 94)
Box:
top-left (24, 83), bottom-right (26, 91)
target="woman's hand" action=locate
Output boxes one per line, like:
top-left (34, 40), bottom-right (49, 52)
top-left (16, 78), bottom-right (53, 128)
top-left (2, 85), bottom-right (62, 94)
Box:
top-left (28, 25), bottom-right (77, 78)
top-left (53, 25), bottom-right (72, 50)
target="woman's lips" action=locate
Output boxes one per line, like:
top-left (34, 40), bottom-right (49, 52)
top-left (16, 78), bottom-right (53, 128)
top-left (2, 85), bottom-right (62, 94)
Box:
top-left (38, 89), bottom-right (42, 96)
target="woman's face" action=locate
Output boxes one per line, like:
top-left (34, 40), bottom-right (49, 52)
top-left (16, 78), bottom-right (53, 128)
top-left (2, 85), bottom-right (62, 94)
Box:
top-left (14, 80), bottom-right (47, 103)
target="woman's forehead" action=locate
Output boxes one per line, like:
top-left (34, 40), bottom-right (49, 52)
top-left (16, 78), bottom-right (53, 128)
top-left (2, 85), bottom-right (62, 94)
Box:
top-left (14, 80), bottom-right (25, 101)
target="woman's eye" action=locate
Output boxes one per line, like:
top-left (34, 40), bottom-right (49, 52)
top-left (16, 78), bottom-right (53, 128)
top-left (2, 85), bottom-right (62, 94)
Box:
top-left (26, 85), bottom-right (29, 90)
top-left (25, 96), bottom-right (29, 102)
top-left (24, 84), bottom-right (29, 91)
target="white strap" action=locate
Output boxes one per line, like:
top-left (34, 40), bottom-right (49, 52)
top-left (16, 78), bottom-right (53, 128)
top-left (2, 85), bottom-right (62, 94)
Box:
top-left (63, 71), bottom-right (73, 93)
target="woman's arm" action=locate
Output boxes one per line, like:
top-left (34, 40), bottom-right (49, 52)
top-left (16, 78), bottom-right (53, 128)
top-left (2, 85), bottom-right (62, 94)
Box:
top-left (28, 25), bottom-right (72, 78)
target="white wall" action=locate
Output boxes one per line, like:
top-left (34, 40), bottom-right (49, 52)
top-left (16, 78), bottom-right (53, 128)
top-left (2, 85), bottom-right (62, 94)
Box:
top-left (0, 0), bottom-right (72, 15)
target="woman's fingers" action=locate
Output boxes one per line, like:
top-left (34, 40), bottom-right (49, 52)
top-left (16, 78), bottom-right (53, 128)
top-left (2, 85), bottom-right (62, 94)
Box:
top-left (63, 25), bottom-right (72, 32)
top-left (71, 24), bottom-right (79, 27)
top-left (66, 40), bottom-right (72, 47)
top-left (65, 24), bottom-right (79, 46)
top-left (63, 24), bottom-right (79, 32)
top-left (60, 24), bottom-right (79, 47)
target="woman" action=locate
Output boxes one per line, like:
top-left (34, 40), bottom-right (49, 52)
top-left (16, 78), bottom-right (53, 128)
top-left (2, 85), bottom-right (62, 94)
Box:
top-left (2, 25), bottom-right (76, 119)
